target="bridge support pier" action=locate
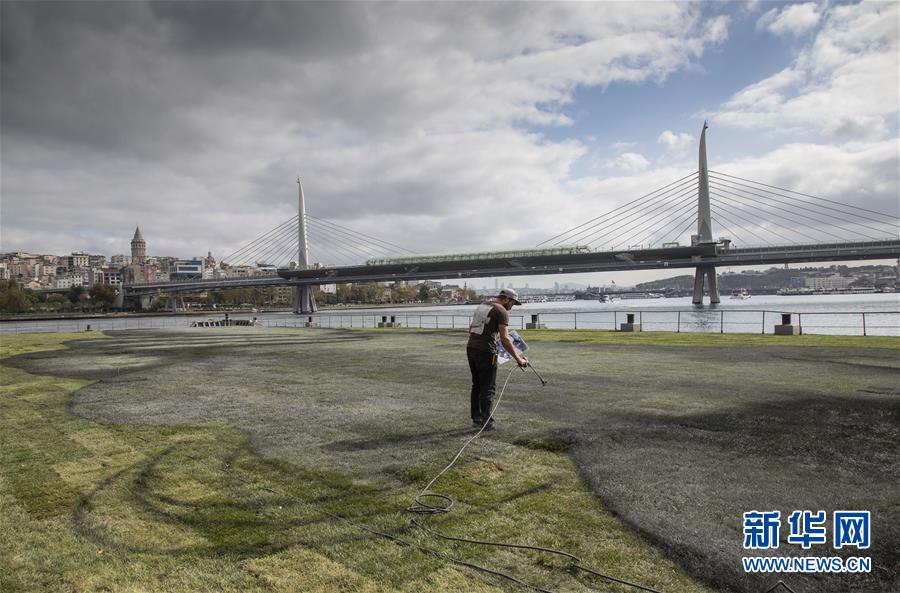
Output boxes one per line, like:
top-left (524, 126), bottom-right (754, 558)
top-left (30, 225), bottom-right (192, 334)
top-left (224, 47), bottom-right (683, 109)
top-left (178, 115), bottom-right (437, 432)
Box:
top-left (692, 265), bottom-right (720, 305)
top-left (293, 286), bottom-right (317, 314)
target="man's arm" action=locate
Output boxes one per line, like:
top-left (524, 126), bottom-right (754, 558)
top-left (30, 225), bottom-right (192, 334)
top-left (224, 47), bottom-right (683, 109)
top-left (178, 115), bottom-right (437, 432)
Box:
top-left (498, 324), bottom-right (527, 367)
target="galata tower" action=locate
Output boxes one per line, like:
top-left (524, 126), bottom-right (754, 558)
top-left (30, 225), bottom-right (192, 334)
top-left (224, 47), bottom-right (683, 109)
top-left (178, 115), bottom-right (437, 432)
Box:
top-left (130, 226), bottom-right (146, 265)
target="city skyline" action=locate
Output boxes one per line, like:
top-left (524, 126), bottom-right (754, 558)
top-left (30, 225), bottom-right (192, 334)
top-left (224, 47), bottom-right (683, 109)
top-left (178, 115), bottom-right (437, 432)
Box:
top-left (2, 1), bottom-right (898, 288)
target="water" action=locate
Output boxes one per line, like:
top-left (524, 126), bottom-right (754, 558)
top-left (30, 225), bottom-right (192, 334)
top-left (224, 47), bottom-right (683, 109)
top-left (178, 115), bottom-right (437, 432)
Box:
top-left (2, 293), bottom-right (898, 336)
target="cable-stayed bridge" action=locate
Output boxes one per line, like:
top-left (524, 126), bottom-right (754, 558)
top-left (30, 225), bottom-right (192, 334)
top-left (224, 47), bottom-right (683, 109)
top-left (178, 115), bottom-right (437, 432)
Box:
top-left (127, 125), bottom-right (900, 311)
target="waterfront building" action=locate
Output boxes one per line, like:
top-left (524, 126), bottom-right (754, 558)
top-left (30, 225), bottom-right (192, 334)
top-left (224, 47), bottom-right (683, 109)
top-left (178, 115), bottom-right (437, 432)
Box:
top-left (805, 274), bottom-right (852, 291)
top-left (53, 273), bottom-right (85, 289)
top-left (101, 268), bottom-right (123, 286)
top-left (171, 259), bottom-right (204, 280)
top-left (67, 252), bottom-right (90, 269)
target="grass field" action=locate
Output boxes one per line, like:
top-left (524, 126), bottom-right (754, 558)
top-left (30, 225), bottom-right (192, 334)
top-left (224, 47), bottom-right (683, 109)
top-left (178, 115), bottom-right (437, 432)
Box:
top-left (1, 328), bottom-right (897, 593)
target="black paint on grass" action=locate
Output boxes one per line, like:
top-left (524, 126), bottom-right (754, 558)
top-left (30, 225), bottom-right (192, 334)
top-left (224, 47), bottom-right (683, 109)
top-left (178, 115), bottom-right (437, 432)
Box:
top-left (7, 327), bottom-right (899, 593)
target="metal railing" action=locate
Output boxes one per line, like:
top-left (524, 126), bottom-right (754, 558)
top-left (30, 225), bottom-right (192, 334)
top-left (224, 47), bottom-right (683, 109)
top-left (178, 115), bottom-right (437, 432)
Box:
top-left (2, 310), bottom-right (898, 336)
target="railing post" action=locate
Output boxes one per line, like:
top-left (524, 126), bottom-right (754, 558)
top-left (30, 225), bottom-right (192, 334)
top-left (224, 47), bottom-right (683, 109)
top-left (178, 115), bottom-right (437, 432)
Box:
top-left (720, 311), bottom-right (724, 334)
top-left (798, 313), bottom-right (803, 335)
top-left (574, 312), bottom-right (578, 330)
top-left (677, 311), bottom-right (681, 333)
top-left (862, 312), bottom-right (867, 336)
top-left (761, 311), bottom-right (765, 334)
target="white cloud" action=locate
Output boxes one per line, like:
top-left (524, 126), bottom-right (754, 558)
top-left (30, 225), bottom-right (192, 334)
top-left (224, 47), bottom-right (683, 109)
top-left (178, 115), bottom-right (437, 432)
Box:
top-left (607, 152), bottom-right (650, 173)
top-left (713, 1), bottom-right (899, 142)
top-left (657, 130), bottom-right (694, 151)
top-left (1, 2), bottom-right (733, 258)
top-left (757, 2), bottom-right (822, 37)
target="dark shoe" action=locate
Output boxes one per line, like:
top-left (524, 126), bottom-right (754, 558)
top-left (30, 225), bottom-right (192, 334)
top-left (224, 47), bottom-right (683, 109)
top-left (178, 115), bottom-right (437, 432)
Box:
top-left (472, 419), bottom-right (483, 426)
top-left (481, 422), bottom-right (497, 432)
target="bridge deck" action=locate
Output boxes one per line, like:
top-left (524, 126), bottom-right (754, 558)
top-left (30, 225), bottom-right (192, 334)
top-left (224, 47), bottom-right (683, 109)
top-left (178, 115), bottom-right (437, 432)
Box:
top-left (124, 240), bottom-right (900, 294)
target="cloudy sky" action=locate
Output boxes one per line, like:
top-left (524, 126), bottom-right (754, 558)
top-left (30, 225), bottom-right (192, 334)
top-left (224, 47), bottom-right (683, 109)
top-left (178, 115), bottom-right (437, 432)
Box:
top-left (2, 1), bottom-right (898, 286)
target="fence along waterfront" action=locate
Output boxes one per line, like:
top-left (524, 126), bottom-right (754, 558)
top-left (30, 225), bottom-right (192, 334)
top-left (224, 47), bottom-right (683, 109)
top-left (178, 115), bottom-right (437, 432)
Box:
top-left (3, 309), bottom-right (898, 336)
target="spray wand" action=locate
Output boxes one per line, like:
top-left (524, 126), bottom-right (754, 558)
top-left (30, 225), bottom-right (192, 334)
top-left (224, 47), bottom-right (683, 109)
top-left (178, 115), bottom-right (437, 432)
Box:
top-left (521, 358), bottom-right (547, 386)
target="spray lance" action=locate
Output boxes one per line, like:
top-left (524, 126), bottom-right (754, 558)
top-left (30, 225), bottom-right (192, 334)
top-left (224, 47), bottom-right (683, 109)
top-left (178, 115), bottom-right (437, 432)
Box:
top-left (499, 330), bottom-right (547, 386)
top-left (521, 357), bottom-right (548, 386)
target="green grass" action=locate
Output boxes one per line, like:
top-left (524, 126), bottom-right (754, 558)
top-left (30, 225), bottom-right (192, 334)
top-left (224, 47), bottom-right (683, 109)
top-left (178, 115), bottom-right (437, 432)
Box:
top-left (519, 328), bottom-right (900, 349)
top-left (1, 330), bottom-right (721, 593)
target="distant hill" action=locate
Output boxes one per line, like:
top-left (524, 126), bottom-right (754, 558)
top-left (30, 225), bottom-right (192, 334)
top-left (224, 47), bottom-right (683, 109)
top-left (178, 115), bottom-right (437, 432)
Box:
top-left (635, 264), bottom-right (897, 291)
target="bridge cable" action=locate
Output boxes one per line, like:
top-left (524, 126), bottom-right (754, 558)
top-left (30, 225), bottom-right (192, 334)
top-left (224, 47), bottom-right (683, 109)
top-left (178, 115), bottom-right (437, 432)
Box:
top-left (269, 237), bottom-right (302, 268)
top-left (709, 209), bottom-right (772, 247)
top-left (709, 180), bottom-right (887, 241)
top-left (710, 188), bottom-right (862, 243)
top-left (304, 217), bottom-right (405, 259)
top-left (554, 178), bottom-right (699, 247)
top-left (537, 171), bottom-right (698, 246)
top-left (221, 216), bottom-right (298, 265)
top-left (543, 176), bottom-right (699, 246)
top-left (587, 186), bottom-right (698, 249)
top-left (595, 185), bottom-right (699, 249)
top-left (709, 173), bottom-right (898, 232)
top-left (631, 200), bottom-right (700, 248)
top-left (649, 206), bottom-right (698, 247)
top-left (709, 170), bottom-right (900, 219)
top-left (305, 225), bottom-right (383, 266)
top-left (222, 219), bottom-right (299, 267)
top-left (305, 217), bottom-right (412, 260)
top-left (710, 217), bottom-right (740, 245)
top-left (709, 199), bottom-right (796, 245)
top-left (709, 191), bottom-right (843, 244)
top-left (670, 215), bottom-right (700, 245)
top-left (225, 226), bottom-right (297, 269)
top-left (599, 195), bottom-right (696, 250)
top-left (305, 220), bottom-right (403, 264)
top-left (254, 226), bottom-right (303, 266)
top-left (307, 214), bottom-right (416, 255)
top-left (575, 182), bottom-right (699, 248)
top-left (710, 198), bottom-right (799, 245)
top-left (710, 192), bottom-right (819, 245)
top-left (231, 223), bottom-right (301, 267)
top-left (304, 228), bottom-right (362, 267)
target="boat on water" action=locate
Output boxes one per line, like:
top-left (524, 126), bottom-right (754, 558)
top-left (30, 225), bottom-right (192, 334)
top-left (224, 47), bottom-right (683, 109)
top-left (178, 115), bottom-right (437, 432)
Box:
top-left (730, 288), bottom-right (751, 300)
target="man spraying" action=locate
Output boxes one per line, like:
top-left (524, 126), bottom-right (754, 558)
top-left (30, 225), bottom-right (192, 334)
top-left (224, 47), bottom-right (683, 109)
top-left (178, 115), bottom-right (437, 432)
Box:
top-left (466, 288), bottom-right (528, 431)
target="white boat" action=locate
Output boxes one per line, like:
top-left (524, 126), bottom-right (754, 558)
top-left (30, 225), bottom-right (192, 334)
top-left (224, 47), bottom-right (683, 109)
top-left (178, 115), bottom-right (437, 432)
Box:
top-left (730, 288), bottom-right (751, 300)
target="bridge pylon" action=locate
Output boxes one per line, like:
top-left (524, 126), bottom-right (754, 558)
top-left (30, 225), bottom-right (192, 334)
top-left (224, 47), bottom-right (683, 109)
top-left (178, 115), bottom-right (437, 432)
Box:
top-left (293, 177), bottom-right (318, 314)
top-left (692, 122), bottom-right (720, 304)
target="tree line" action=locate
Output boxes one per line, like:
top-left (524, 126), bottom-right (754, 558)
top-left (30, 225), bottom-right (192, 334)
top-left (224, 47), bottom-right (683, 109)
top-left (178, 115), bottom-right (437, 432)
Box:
top-left (0, 281), bottom-right (477, 314)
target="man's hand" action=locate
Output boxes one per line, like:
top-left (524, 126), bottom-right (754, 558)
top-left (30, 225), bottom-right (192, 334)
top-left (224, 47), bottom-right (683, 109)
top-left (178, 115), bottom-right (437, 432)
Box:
top-left (517, 357), bottom-right (529, 368)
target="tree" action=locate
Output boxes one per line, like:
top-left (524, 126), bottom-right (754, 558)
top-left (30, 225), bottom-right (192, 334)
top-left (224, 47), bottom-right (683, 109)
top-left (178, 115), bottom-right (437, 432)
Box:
top-left (391, 285), bottom-right (418, 303)
top-left (67, 285), bottom-right (87, 304)
top-left (335, 284), bottom-right (352, 303)
top-left (90, 283), bottom-right (117, 309)
top-left (417, 283), bottom-right (433, 302)
top-left (45, 294), bottom-right (70, 311)
top-left (0, 280), bottom-right (30, 313)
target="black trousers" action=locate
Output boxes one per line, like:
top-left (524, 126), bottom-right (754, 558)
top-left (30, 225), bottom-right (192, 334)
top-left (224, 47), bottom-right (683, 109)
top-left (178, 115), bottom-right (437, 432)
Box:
top-left (467, 347), bottom-right (497, 424)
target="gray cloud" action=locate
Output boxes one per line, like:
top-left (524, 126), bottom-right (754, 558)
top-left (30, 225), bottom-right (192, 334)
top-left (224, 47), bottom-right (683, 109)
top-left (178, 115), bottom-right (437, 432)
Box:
top-left (5, 0), bottom-right (891, 274)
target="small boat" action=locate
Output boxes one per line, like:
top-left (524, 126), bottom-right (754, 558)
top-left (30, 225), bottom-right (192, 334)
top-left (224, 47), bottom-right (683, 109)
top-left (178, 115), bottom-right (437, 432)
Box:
top-left (730, 288), bottom-right (751, 300)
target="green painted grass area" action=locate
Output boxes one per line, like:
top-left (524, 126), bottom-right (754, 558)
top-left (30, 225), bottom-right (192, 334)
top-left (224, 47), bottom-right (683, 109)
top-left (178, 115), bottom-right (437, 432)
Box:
top-left (519, 329), bottom-right (900, 349)
top-left (1, 331), bottom-right (719, 593)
